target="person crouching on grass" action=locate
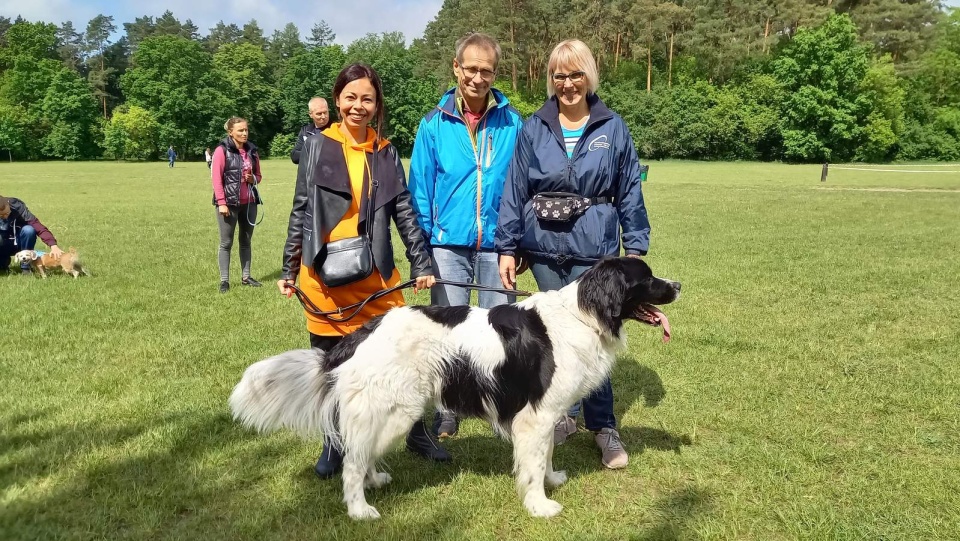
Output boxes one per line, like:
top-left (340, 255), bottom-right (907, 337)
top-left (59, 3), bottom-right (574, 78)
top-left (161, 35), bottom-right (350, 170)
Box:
top-left (276, 63), bottom-right (449, 480)
top-left (0, 195), bottom-right (63, 275)
top-left (211, 117), bottom-right (263, 293)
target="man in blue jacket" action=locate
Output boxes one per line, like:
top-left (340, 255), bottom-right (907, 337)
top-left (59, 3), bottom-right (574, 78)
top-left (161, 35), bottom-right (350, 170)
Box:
top-left (408, 32), bottom-right (524, 438)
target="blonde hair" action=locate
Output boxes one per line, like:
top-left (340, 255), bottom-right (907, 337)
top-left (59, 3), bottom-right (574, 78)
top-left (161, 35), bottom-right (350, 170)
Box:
top-left (546, 40), bottom-right (600, 97)
top-left (224, 116), bottom-right (247, 132)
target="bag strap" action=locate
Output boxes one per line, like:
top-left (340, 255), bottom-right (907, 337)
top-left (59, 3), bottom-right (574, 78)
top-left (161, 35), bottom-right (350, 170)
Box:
top-left (361, 140), bottom-right (379, 241)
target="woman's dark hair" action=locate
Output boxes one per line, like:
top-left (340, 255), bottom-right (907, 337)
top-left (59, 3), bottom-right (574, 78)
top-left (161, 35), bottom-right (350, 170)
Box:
top-left (332, 63), bottom-right (386, 138)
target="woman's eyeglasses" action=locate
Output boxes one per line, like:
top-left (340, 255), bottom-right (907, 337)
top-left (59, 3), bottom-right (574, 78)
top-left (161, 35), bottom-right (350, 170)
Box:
top-left (552, 71), bottom-right (586, 84)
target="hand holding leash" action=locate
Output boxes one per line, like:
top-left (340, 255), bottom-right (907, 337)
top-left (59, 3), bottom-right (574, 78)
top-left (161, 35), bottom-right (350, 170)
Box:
top-left (277, 279), bottom-right (295, 298)
top-left (414, 275), bottom-right (435, 293)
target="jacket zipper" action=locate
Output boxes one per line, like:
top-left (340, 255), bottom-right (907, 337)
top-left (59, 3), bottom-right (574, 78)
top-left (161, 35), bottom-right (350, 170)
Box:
top-left (439, 104), bottom-right (492, 251)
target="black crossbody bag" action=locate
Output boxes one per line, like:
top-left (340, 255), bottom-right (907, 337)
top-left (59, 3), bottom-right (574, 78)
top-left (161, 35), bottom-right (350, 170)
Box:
top-left (315, 145), bottom-right (379, 288)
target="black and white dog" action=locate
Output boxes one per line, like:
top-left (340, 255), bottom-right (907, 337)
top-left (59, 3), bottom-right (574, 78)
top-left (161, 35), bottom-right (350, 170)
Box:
top-left (229, 257), bottom-right (680, 520)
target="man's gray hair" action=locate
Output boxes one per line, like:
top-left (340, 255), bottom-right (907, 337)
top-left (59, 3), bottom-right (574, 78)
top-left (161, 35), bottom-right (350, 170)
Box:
top-left (455, 32), bottom-right (501, 67)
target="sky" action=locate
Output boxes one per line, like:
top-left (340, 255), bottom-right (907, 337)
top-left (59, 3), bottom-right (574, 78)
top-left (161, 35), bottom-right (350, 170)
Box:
top-left (0, 0), bottom-right (445, 45)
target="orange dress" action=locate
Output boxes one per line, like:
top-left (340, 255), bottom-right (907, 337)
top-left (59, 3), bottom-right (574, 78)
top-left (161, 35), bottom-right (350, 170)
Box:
top-left (299, 124), bottom-right (405, 336)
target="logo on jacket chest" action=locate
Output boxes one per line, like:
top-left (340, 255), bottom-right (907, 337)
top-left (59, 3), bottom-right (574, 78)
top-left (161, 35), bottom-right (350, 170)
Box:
top-left (587, 135), bottom-right (611, 152)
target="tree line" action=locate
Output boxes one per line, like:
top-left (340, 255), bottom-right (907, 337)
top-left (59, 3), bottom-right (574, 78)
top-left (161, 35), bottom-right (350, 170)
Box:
top-left (1, 1), bottom-right (959, 163)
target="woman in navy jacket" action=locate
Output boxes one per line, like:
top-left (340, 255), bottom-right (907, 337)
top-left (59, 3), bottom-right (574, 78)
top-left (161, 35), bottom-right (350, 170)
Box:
top-left (495, 39), bottom-right (651, 470)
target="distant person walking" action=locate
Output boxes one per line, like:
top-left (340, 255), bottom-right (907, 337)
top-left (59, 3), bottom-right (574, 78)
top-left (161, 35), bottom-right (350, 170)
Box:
top-left (290, 97), bottom-right (331, 164)
top-left (167, 145), bottom-right (177, 168)
top-left (205, 147), bottom-right (213, 169)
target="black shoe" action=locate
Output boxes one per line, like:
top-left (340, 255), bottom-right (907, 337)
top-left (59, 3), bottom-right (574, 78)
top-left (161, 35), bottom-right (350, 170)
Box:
top-left (219, 281), bottom-right (229, 293)
top-left (314, 441), bottom-right (343, 479)
top-left (406, 420), bottom-right (452, 462)
top-left (241, 277), bottom-right (262, 287)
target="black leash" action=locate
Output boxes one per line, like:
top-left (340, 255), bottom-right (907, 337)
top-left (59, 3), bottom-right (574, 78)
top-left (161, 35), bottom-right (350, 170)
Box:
top-left (287, 279), bottom-right (534, 323)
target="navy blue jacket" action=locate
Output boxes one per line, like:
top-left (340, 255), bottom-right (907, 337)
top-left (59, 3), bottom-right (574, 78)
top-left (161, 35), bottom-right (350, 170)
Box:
top-left (495, 94), bottom-right (650, 262)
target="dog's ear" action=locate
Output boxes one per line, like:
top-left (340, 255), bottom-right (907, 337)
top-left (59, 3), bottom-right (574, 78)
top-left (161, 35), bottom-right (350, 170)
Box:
top-left (577, 258), bottom-right (629, 336)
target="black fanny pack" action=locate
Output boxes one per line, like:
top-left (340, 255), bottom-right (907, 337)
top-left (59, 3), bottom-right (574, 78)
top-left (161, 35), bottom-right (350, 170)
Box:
top-left (531, 192), bottom-right (613, 222)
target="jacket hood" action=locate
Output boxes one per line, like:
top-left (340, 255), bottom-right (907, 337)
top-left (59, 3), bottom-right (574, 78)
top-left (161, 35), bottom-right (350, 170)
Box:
top-left (322, 123), bottom-right (390, 152)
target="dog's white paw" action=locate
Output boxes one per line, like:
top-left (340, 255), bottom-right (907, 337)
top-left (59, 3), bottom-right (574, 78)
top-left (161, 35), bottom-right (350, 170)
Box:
top-left (524, 496), bottom-right (563, 518)
top-left (347, 503), bottom-right (381, 520)
top-left (365, 471), bottom-right (392, 489)
top-left (545, 470), bottom-right (568, 488)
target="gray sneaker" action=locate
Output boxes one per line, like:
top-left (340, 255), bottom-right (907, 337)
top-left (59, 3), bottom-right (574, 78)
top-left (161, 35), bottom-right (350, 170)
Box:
top-left (553, 415), bottom-right (577, 446)
top-left (595, 428), bottom-right (628, 469)
top-left (434, 411), bottom-right (459, 439)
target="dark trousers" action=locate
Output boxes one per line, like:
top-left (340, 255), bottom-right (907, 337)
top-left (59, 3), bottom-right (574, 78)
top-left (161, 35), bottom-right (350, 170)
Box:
top-left (310, 333), bottom-right (342, 352)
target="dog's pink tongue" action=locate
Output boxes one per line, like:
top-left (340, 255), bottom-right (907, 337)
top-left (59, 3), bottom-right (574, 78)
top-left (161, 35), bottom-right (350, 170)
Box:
top-left (648, 305), bottom-right (671, 343)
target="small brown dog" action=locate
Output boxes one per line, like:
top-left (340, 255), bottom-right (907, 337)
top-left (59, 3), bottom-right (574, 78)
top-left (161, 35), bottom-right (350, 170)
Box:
top-left (13, 248), bottom-right (90, 278)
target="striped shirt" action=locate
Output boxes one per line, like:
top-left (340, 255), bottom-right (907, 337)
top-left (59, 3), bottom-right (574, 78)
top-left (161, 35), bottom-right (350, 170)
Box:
top-left (561, 118), bottom-right (588, 158)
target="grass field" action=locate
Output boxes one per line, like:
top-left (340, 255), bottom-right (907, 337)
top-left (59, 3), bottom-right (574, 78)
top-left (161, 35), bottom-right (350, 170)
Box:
top-left (1, 159), bottom-right (958, 540)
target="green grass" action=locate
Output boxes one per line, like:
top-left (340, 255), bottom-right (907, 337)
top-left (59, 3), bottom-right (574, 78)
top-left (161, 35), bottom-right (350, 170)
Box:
top-left (1, 160), bottom-right (958, 540)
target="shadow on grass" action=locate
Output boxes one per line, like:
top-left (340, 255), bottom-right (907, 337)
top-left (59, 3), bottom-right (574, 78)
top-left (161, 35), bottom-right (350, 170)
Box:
top-left (0, 408), bottom-right (482, 541)
top-left (0, 359), bottom-right (693, 540)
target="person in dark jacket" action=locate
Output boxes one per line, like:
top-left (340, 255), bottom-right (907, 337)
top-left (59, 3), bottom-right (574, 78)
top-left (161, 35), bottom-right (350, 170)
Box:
top-left (495, 39), bottom-right (651, 471)
top-left (290, 97), bottom-right (331, 164)
top-left (276, 63), bottom-right (447, 480)
top-left (0, 195), bottom-right (63, 274)
top-left (211, 117), bottom-right (263, 293)
top-left (167, 145), bottom-right (177, 168)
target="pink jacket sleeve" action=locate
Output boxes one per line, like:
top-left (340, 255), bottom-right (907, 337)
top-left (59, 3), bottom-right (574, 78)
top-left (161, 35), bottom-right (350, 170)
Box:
top-left (211, 147), bottom-right (227, 205)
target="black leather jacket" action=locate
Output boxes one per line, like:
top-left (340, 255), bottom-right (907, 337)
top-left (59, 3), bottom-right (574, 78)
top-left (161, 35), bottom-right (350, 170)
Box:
top-left (281, 133), bottom-right (433, 282)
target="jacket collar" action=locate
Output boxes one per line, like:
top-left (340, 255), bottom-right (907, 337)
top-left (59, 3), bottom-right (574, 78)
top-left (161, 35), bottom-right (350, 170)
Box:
top-left (221, 137), bottom-right (257, 154)
top-left (533, 94), bottom-right (613, 144)
top-left (438, 87), bottom-right (510, 120)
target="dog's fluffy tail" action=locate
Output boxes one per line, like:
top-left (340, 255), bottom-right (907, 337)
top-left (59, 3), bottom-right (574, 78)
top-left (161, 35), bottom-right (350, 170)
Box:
top-left (229, 348), bottom-right (337, 438)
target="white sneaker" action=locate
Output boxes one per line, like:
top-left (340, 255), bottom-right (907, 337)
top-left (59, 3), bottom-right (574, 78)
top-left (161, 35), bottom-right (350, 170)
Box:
top-left (553, 415), bottom-right (577, 446)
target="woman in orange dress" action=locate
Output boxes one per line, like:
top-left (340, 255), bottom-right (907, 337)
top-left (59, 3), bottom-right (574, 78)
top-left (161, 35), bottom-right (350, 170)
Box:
top-left (278, 63), bottom-right (449, 479)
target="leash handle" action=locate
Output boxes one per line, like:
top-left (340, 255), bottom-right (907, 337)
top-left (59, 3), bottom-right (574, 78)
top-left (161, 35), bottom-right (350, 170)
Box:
top-left (286, 279), bottom-right (533, 322)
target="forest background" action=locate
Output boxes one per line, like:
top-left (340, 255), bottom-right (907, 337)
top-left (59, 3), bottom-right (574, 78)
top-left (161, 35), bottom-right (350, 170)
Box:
top-left (2, 0), bottom-right (960, 163)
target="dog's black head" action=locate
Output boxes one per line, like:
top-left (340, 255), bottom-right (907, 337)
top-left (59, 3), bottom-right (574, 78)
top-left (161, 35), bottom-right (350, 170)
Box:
top-left (577, 257), bottom-right (681, 340)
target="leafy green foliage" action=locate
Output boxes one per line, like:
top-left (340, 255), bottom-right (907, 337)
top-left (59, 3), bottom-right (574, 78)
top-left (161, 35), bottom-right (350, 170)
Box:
top-left (41, 69), bottom-right (100, 159)
top-left (103, 105), bottom-right (160, 160)
top-left (269, 131), bottom-right (295, 159)
top-left (121, 35), bottom-right (224, 157)
top-left (0, 3), bottom-right (958, 161)
top-left (772, 15), bottom-right (871, 162)
top-left (278, 45), bottom-right (346, 132)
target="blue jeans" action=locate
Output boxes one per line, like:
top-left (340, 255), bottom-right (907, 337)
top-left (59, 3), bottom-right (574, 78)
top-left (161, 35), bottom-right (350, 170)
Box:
top-left (529, 257), bottom-right (617, 431)
top-left (0, 225), bottom-right (37, 270)
top-left (431, 246), bottom-right (513, 308)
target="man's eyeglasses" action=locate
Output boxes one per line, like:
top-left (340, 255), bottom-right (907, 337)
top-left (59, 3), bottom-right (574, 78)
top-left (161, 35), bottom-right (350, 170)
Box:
top-left (552, 71), bottom-right (586, 84)
top-left (460, 65), bottom-right (496, 81)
